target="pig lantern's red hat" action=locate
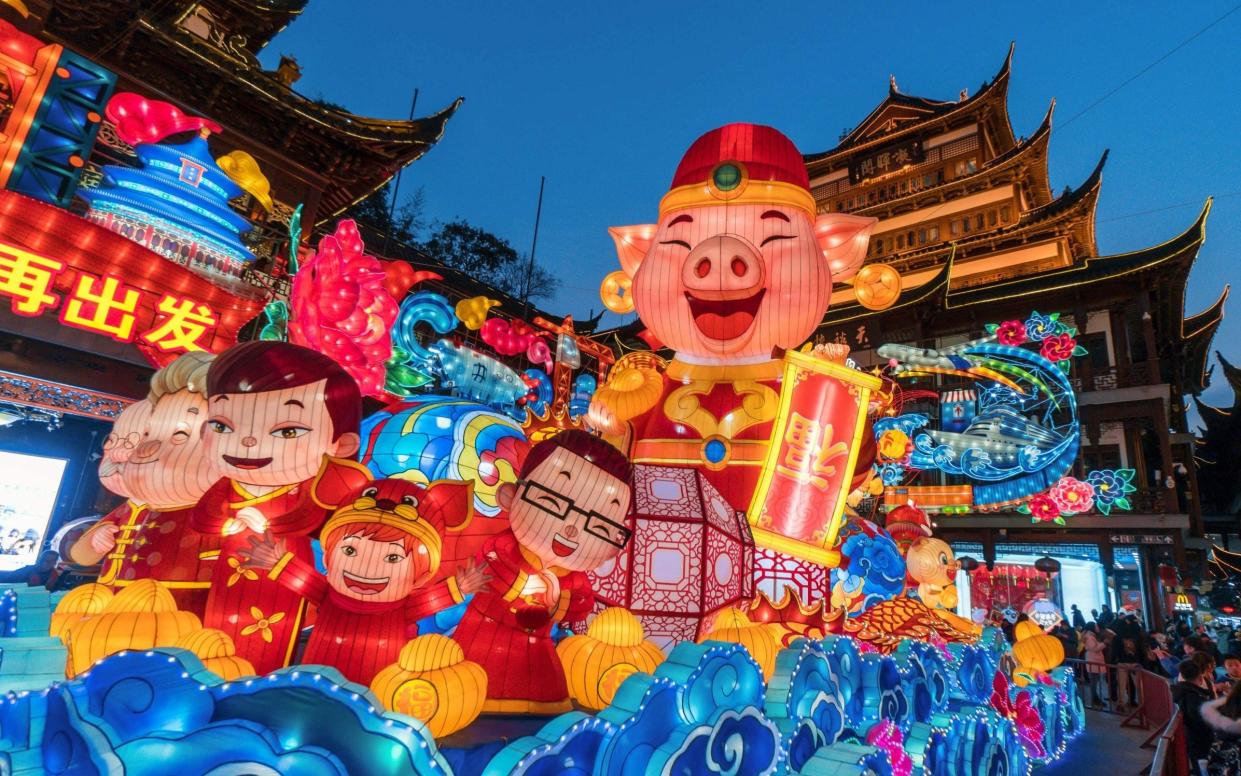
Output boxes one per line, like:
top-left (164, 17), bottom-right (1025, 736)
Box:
top-left (660, 123), bottom-right (816, 219)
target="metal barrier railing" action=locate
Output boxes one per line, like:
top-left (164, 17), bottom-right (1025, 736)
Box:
top-left (1149, 709), bottom-right (1189, 776)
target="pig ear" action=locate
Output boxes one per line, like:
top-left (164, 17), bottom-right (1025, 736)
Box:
top-left (608, 224), bottom-right (657, 278)
top-left (814, 213), bottom-right (878, 283)
top-left (421, 479), bottom-right (475, 533)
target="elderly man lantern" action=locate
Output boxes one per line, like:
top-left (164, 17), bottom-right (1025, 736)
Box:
top-left (452, 429), bottom-right (634, 714)
top-left (192, 341), bottom-right (372, 673)
top-left (590, 123), bottom-right (879, 574)
top-left (70, 353), bottom-right (221, 615)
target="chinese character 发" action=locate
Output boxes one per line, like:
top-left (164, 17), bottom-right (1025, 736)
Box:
top-left (0, 245), bottom-right (65, 316)
top-left (59, 273), bottom-right (140, 341)
top-left (894, 148), bottom-right (912, 165)
top-left (775, 412), bottom-right (849, 491)
top-left (141, 294), bottom-right (218, 352)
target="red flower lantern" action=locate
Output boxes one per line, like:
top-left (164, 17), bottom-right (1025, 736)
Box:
top-left (1039, 333), bottom-right (1077, 362)
top-left (995, 320), bottom-right (1029, 346)
top-left (587, 465), bottom-right (755, 648)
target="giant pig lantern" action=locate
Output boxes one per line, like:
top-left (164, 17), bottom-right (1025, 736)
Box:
top-left (591, 123), bottom-right (879, 575)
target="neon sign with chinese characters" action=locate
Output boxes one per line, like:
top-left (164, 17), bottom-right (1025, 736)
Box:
top-left (0, 242), bottom-right (221, 353)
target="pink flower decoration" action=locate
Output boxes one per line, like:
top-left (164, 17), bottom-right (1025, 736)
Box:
top-left (866, 721), bottom-right (913, 776)
top-left (996, 320), bottom-right (1028, 346)
top-left (106, 93), bottom-right (221, 146)
top-left (1027, 493), bottom-right (1061, 523)
top-left (1050, 476), bottom-right (1095, 516)
top-left (1039, 333), bottom-right (1077, 362)
top-left (289, 219), bottom-right (399, 397)
top-left (990, 671), bottom-right (1046, 758)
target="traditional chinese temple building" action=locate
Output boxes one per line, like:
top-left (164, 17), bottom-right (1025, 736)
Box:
top-left (799, 46), bottom-right (1223, 627)
top-left (0, 0), bottom-right (463, 565)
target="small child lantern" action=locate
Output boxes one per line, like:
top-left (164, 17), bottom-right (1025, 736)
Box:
top-left (237, 478), bottom-right (488, 685)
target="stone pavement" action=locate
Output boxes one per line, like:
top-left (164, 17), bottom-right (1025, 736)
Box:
top-left (1039, 709), bottom-right (1156, 774)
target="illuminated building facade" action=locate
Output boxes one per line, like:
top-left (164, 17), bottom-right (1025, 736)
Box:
top-left (802, 47), bottom-right (1224, 626)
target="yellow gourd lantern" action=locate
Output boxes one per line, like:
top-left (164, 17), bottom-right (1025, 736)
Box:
top-left (65, 579), bottom-right (201, 678)
top-left (50, 583), bottom-right (113, 642)
top-left (556, 607), bottom-right (666, 711)
top-left (700, 608), bottom-right (779, 679)
top-left (175, 628), bottom-right (255, 680)
top-left (370, 634), bottom-right (486, 738)
top-left (1010, 622), bottom-right (1065, 687)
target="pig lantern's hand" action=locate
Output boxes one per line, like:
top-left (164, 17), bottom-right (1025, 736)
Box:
top-left (88, 523), bottom-right (121, 555)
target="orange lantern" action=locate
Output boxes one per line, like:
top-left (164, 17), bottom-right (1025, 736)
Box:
top-left (49, 583), bottom-right (113, 642)
top-left (370, 635), bottom-right (486, 738)
top-left (175, 628), bottom-right (255, 680)
top-left (699, 608), bottom-right (779, 679)
top-left (65, 579), bottom-right (201, 678)
top-left (556, 607), bottom-right (666, 711)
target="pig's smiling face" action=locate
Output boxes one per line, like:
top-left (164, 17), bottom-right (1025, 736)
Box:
top-left (631, 203), bottom-right (830, 364)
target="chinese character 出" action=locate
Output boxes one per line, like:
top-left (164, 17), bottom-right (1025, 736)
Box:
top-left (141, 294), bottom-right (218, 352)
top-left (60, 273), bottom-right (140, 341)
top-left (776, 412), bottom-right (849, 491)
top-left (0, 245), bottom-right (65, 316)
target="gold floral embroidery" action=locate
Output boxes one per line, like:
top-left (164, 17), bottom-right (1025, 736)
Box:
top-left (240, 606), bottom-right (285, 643)
top-left (226, 557), bottom-right (258, 587)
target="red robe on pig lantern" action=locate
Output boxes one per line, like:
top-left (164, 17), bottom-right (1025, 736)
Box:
top-left (192, 342), bottom-right (371, 674)
top-left (452, 430), bottom-right (634, 714)
top-left (236, 479), bottom-right (483, 685)
top-left (590, 123), bottom-right (877, 536)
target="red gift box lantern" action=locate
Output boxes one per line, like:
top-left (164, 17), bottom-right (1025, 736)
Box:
top-left (588, 464), bottom-right (755, 648)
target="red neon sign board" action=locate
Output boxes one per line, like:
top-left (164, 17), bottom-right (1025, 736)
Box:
top-left (0, 191), bottom-right (263, 366)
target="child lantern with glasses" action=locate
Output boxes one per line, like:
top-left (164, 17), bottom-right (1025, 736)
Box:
top-left (452, 429), bottom-right (634, 714)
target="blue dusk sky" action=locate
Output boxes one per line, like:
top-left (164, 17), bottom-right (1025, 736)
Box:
top-left (259, 1), bottom-right (1241, 418)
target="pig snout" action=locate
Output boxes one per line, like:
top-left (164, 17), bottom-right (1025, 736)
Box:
top-left (132, 439), bottom-right (161, 462)
top-left (680, 234), bottom-right (765, 299)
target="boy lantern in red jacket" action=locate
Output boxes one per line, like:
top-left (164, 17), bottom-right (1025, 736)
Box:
top-left (193, 341), bottom-right (372, 674)
top-left (237, 478), bottom-right (488, 685)
top-left (452, 429), bottom-right (634, 714)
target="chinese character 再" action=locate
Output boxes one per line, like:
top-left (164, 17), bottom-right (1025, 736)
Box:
top-left (0, 245), bottom-right (65, 316)
top-left (59, 273), bottom-right (140, 341)
top-left (141, 294), bottom-right (218, 352)
top-left (876, 152), bottom-right (891, 172)
top-left (775, 412), bottom-right (849, 491)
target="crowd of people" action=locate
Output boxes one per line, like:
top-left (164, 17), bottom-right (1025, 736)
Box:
top-left (1043, 603), bottom-right (1241, 775)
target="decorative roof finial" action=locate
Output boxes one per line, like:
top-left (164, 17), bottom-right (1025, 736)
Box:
top-left (889, 75), bottom-right (899, 94)
top-left (959, 88), bottom-right (970, 102)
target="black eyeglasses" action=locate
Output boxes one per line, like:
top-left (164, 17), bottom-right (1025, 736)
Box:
top-left (519, 480), bottom-right (633, 549)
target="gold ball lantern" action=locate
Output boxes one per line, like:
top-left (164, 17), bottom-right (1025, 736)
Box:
top-left (699, 608), bottom-right (779, 679)
top-left (175, 628), bottom-right (255, 680)
top-left (557, 607), bottom-right (666, 711)
top-left (370, 634), bottom-right (487, 738)
top-left (50, 583), bottom-right (113, 642)
top-left (66, 579), bottom-right (201, 678)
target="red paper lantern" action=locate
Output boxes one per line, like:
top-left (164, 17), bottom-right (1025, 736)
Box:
top-left (588, 464), bottom-right (755, 648)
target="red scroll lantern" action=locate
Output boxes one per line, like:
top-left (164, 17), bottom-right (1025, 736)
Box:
top-left (587, 464), bottom-right (755, 648)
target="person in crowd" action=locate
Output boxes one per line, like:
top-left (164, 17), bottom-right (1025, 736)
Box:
top-left (1071, 604), bottom-right (1086, 629)
top-left (0, 550), bottom-right (59, 587)
top-left (1224, 655), bottom-right (1241, 690)
top-left (1082, 623), bottom-right (1109, 706)
top-left (1053, 620), bottom-right (1079, 659)
top-left (1150, 632), bottom-right (1177, 677)
top-left (1098, 604), bottom-right (1116, 629)
top-left (1192, 651), bottom-right (1224, 699)
top-left (1176, 659), bottom-right (1217, 774)
top-left (1201, 680), bottom-right (1241, 774)
top-left (1110, 628), bottom-right (1154, 709)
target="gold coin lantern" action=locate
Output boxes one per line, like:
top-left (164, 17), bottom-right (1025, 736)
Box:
top-left (65, 579), bottom-right (202, 678)
top-left (370, 634), bottom-right (487, 738)
top-left (852, 263), bottom-right (902, 311)
top-left (175, 628), bottom-right (255, 680)
top-left (599, 270), bottom-right (635, 314)
top-left (556, 607), bottom-right (666, 712)
top-left (699, 608), bottom-right (779, 680)
top-left (49, 583), bottom-right (113, 643)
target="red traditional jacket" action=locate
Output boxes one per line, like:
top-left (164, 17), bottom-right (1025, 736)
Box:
top-left (191, 456), bottom-right (372, 675)
top-left (267, 553), bottom-right (462, 685)
top-left (626, 359), bottom-right (783, 512)
top-left (93, 500), bottom-right (218, 616)
top-left (452, 530), bottom-right (595, 714)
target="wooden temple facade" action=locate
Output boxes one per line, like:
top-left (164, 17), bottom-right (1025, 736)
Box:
top-left (803, 46), bottom-right (1226, 623)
